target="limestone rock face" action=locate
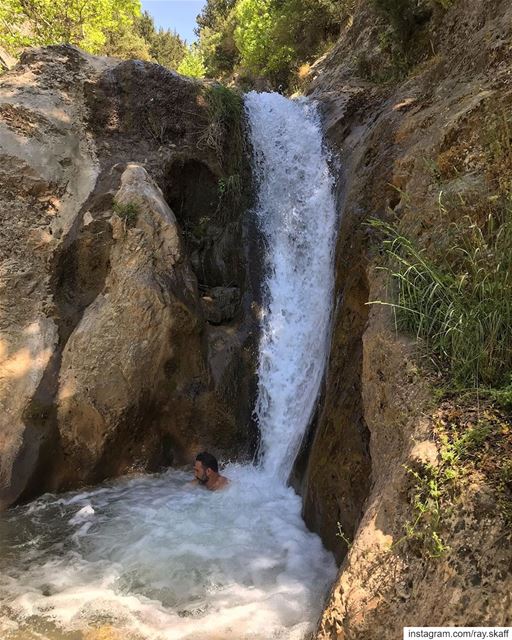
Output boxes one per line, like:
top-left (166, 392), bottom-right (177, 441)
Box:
top-left (0, 46), bottom-right (258, 507)
top-left (0, 46), bottom-right (100, 507)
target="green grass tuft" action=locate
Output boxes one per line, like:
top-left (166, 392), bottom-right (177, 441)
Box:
top-left (112, 200), bottom-right (139, 228)
top-left (199, 83), bottom-right (244, 172)
top-left (369, 209), bottom-right (512, 390)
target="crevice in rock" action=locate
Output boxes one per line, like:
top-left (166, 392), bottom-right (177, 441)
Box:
top-left (53, 219), bottom-right (114, 342)
top-left (162, 156), bottom-right (244, 291)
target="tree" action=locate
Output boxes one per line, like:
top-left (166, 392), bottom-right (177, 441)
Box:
top-left (196, 0), bottom-right (237, 33)
top-left (0, 2), bottom-right (187, 68)
top-left (135, 10), bottom-right (155, 43)
top-left (233, 0), bottom-right (296, 78)
top-left (135, 10), bottom-right (186, 69)
top-left (233, 0), bottom-right (274, 74)
top-left (195, 0), bottom-right (240, 77)
top-left (192, 0), bottom-right (349, 85)
top-left (177, 44), bottom-right (206, 78)
top-left (150, 28), bottom-right (186, 69)
top-left (103, 24), bottom-right (151, 60)
top-left (0, 0), bottom-right (142, 54)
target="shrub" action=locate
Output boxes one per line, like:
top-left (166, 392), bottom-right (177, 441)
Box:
top-left (135, 11), bottom-right (186, 69)
top-left (196, 84), bottom-right (245, 223)
top-left (404, 462), bottom-right (449, 558)
top-left (233, 0), bottom-right (294, 78)
top-left (177, 44), bottom-right (206, 78)
top-left (371, 0), bottom-right (417, 43)
top-left (199, 0), bottom-right (343, 86)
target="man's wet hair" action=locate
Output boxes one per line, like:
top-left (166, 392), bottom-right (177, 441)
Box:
top-left (196, 451), bottom-right (219, 473)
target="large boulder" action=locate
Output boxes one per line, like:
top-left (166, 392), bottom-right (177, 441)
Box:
top-left (55, 163), bottom-right (244, 485)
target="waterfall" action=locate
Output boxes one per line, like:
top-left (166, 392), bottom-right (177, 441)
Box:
top-left (245, 92), bottom-right (337, 481)
top-left (0, 93), bottom-right (338, 640)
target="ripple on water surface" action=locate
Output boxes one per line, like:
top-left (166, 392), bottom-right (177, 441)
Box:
top-left (0, 466), bottom-right (336, 640)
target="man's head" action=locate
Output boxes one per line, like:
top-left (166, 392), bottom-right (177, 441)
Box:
top-left (194, 451), bottom-right (219, 484)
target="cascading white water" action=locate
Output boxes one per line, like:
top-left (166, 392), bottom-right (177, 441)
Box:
top-left (246, 92), bottom-right (337, 480)
top-left (0, 93), bottom-right (338, 640)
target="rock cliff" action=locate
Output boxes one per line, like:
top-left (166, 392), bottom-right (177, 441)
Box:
top-left (0, 46), bottom-right (258, 507)
top-left (293, 0), bottom-right (512, 635)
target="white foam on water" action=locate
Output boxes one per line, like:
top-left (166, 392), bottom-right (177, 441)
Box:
top-left (0, 92), bottom-right (339, 639)
top-left (0, 468), bottom-right (335, 639)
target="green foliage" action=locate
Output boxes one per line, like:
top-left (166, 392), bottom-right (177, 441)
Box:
top-left (103, 24), bottom-right (151, 61)
top-left (319, 0), bottom-right (356, 22)
top-left (234, 0), bottom-right (280, 76)
top-left (113, 199), bottom-right (139, 228)
top-left (178, 44), bottom-right (206, 78)
top-left (402, 419), bottom-right (493, 559)
top-left (368, 207), bottom-right (512, 390)
top-left (0, 2), bottom-right (185, 68)
top-left (218, 174), bottom-right (241, 198)
top-left (365, 0), bottom-right (434, 81)
top-left (201, 24), bottom-right (240, 76)
top-left (0, 0), bottom-right (142, 54)
top-left (437, 410), bottom-right (512, 529)
top-left (232, 0), bottom-right (341, 81)
top-left (199, 84), bottom-right (245, 222)
top-left (233, 0), bottom-right (289, 77)
top-left (149, 29), bottom-right (186, 69)
top-left (404, 462), bottom-right (449, 558)
top-left (406, 409), bottom-right (512, 558)
top-left (195, 0), bottom-right (238, 75)
top-left (370, 0), bottom-right (431, 48)
top-left (196, 0), bottom-right (237, 32)
top-left (355, 36), bottom-right (411, 84)
top-left (217, 174), bottom-right (242, 221)
top-left (135, 10), bottom-right (186, 69)
top-left (451, 422), bottom-right (493, 458)
top-left (195, 0), bottom-right (344, 85)
top-left (487, 379), bottom-right (512, 410)
top-left (482, 107), bottom-right (512, 196)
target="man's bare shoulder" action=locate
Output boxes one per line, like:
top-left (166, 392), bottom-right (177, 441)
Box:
top-left (213, 475), bottom-right (230, 491)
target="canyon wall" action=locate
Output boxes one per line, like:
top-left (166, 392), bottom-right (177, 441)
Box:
top-left (296, 0), bottom-right (512, 635)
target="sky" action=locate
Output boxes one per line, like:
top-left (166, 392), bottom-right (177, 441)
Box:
top-left (141, 0), bottom-right (207, 43)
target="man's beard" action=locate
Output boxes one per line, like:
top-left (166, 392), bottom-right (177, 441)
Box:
top-left (196, 473), bottom-right (208, 485)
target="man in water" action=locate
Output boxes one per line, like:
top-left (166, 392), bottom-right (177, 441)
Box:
top-left (192, 451), bottom-right (229, 491)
